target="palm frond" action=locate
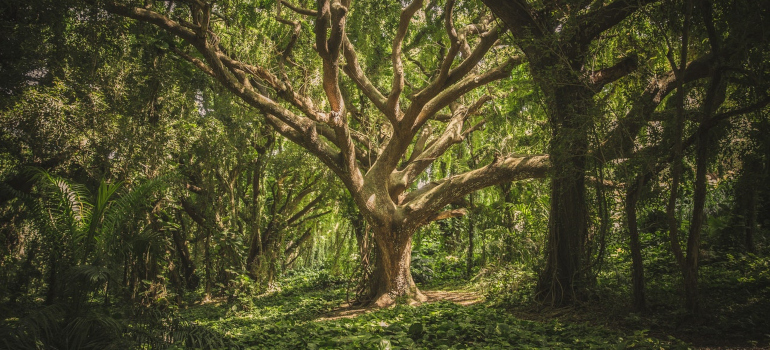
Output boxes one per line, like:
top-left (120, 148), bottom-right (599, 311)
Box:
top-left (101, 177), bottom-right (168, 240)
top-left (28, 168), bottom-right (93, 243)
top-left (82, 180), bottom-right (124, 263)
top-left (67, 265), bottom-right (112, 287)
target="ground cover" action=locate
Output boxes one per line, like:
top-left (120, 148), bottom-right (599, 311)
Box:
top-left (174, 270), bottom-right (687, 349)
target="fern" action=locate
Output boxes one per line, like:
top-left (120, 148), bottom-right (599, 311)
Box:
top-left (124, 307), bottom-right (239, 349)
top-left (2, 304), bottom-right (127, 350)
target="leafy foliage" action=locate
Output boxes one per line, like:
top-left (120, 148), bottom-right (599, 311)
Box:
top-left (1, 0), bottom-right (770, 348)
top-left (174, 269), bottom-right (687, 350)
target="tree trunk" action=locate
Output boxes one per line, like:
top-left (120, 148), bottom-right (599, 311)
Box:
top-left (466, 197), bottom-right (475, 278)
top-left (538, 170), bottom-right (587, 305)
top-left (204, 229), bottom-right (212, 299)
top-left (684, 128), bottom-right (709, 313)
top-left (171, 222), bottom-right (199, 290)
top-left (626, 176), bottom-right (647, 312)
top-left (10, 240), bottom-right (38, 303)
top-left (246, 229), bottom-right (262, 276)
top-left (741, 156), bottom-right (761, 253)
top-left (746, 188), bottom-right (758, 253)
top-left (45, 252), bottom-right (58, 305)
top-left (499, 182), bottom-right (517, 262)
top-left (537, 85), bottom-right (590, 306)
top-left (367, 225), bottom-right (426, 307)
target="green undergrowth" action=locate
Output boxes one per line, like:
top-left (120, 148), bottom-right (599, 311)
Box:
top-left (226, 301), bottom-right (686, 349)
top-left (0, 269), bottom-right (692, 349)
top-left (174, 270), bottom-right (687, 350)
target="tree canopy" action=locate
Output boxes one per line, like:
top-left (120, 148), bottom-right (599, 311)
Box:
top-left (1, 0), bottom-right (770, 348)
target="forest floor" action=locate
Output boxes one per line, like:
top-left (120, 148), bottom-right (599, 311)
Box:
top-left (318, 289), bottom-right (483, 321)
top-left (170, 271), bottom-right (688, 349)
top-left (4, 267), bottom-right (766, 349)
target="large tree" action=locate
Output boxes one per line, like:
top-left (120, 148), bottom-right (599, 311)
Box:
top-left (481, 0), bottom-right (660, 305)
top-left (96, 0), bottom-right (549, 305)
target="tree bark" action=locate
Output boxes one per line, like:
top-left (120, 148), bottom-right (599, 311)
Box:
top-left (45, 252), bottom-right (58, 305)
top-left (367, 225), bottom-right (426, 307)
top-left (746, 184), bottom-right (758, 253)
top-left (626, 176), bottom-right (647, 312)
top-left (466, 196), bottom-right (475, 278)
top-left (171, 220), bottom-right (199, 290)
top-left (683, 127), bottom-right (709, 313)
top-left (204, 228), bottom-right (212, 298)
top-left (739, 157), bottom-right (761, 253)
top-left (536, 84), bottom-right (591, 306)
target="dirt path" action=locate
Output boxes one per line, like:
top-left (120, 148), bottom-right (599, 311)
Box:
top-left (317, 290), bottom-right (483, 321)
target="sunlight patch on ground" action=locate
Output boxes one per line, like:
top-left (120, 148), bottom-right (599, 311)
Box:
top-left (317, 290), bottom-right (483, 321)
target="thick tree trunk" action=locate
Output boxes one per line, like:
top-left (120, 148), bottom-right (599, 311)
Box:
top-left (368, 226), bottom-right (426, 307)
top-left (538, 170), bottom-right (587, 305)
top-left (537, 85), bottom-right (590, 306)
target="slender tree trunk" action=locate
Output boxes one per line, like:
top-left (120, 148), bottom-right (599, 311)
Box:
top-left (246, 138), bottom-right (269, 275)
top-left (10, 240), bottom-right (38, 303)
top-left (481, 229), bottom-right (487, 267)
top-left (171, 223), bottom-right (198, 290)
top-left (591, 167), bottom-right (610, 283)
top-left (45, 252), bottom-right (57, 305)
top-left (130, 254), bottom-right (138, 301)
top-left (626, 176), bottom-right (647, 312)
top-left (684, 128), bottom-right (709, 313)
top-left (666, 0), bottom-right (692, 308)
top-left (741, 157), bottom-right (760, 253)
top-left (204, 229), bottom-right (212, 298)
top-left (368, 225), bottom-right (426, 307)
top-left (498, 183), bottom-right (516, 262)
top-left (466, 196), bottom-right (475, 278)
top-left (746, 188), bottom-right (757, 253)
top-left (466, 137), bottom-right (477, 278)
top-left (246, 230), bottom-right (262, 275)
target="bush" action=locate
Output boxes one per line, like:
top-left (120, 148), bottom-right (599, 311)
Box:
top-left (476, 263), bottom-right (537, 306)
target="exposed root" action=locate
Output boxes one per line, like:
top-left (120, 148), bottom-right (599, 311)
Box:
top-left (371, 289), bottom-right (428, 308)
top-left (318, 290), bottom-right (482, 321)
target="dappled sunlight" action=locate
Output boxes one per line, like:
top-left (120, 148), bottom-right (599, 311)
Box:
top-left (316, 290), bottom-right (483, 321)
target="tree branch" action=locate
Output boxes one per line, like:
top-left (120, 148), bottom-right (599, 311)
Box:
top-left (589, 54), bottom-right (638, 89)
top-left (480, 0), bottom-right (543, 40)
top-left (414, 56), bottom-right (523, 130)
top-left (280, 0), bottom-right (318, 16)
top-left (576, 0), bottom-right (659, 46)
top-left (286, 193), bottom-right (325, 226)
top-left (403, 154), bottom-right (549, 222)
top-left (424, 208), bottom-right (468, 223)
top-left (341, 36), bottom-right (390, 118)
top-left (593, 54), bottom-right (714, 163)
top-left (388, 0), bottom-right (424, 121)
top-left (391, 93), bottom-right (492, 199)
